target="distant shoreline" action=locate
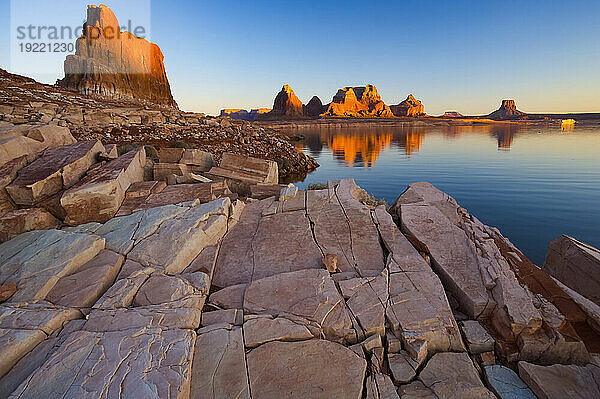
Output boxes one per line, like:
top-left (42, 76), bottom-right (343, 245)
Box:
top-left (256, 114), bottom-right (600, 131)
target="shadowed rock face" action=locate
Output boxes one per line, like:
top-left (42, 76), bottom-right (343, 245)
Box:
top-left (322, 85), bottom-right (394, 118)
top-left (487, 99), bottom-right (526, 119)
top-left (57, 5), bottom-right (176, 107)
top-left (390, 94), bottom-right (425, 117)
top-left (304, 96), bottom-right (325, 118)
top-left (258, 85), bottom-right (305, 120)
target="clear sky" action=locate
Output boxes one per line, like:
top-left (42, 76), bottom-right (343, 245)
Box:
top-left (1, 0), bottom-right (599, 115)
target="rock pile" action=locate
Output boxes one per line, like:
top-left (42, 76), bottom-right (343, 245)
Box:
top-left (58, 5), bottom-right (177, 107)
top-left (0, 69), bottom-right (318, 179)
top-left (0, 179), bottom-right (598, 398)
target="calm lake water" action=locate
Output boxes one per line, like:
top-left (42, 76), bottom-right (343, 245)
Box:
top-left (291, 123), bottom-right (600, 265)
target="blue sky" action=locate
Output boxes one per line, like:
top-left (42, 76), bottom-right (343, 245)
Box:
top-left (1, 0), bottom-right (599, 115)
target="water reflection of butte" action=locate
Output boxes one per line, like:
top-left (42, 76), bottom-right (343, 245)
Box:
top-left (491, 127), bottom-right (517, 150)
top-left (326, 131), bottom-right (393, 167)
top-left (400, 131), bottom-right (423, 156)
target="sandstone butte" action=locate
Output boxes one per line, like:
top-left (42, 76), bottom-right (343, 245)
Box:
top-left (220, 108), bottom-right (271, 121)
top-left (321, 84), bottom-right (395, 118)
top-left (390, 94), bottom-right (426, 117)
top-left (487, 99), bottom-right (527, 120)
top-left (58, 4), bottom-right (177, 107)
top-left (257, 85), bottom-right (306, 120)
top-left (0, 119), bottom-right (599, 399)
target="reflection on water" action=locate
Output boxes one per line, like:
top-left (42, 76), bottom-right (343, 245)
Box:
top-left (297, 125), bottom-right (526, 167)
top-left (292, 124), bottom-right (600, 265)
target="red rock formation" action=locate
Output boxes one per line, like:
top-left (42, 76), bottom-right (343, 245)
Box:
top-left (304, 96), bottom-right (325, 118)
top-left (487, 100), bottom-right (526, 119)
top-left (220, 108), bottom-right (271, 121)
top-left (258, 85), bottom-right (305, 120)
top-left (390, 95), bottom-right (425, 117)
top-left (58, 5), bottom-right (176, 107)
top-left (321, 85), bottom-right (394, 118)
top-left (443, 111), bottom-right (463, 118)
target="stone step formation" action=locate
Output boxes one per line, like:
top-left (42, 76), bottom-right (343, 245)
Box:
top-left (0, 165), bottom-right (599, 397)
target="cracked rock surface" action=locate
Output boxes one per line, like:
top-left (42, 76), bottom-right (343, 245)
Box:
top-left (1, 179), bottom-right (599, 398)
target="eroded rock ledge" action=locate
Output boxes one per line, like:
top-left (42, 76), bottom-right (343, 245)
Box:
top-left (0, 179), bottom-right (598, 398)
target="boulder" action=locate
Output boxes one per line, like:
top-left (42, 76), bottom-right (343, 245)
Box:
top-left (0, 208), bottom-right (61, 243)
top-left (0, 283), bottom-right (16, 302)
top-left (321, 85), bottom-right (394, 118)
top-left (0, 156), bottom-right (28, 214)
top-left (460, 320), bottom-right (495, 354)
top-left (61, 147), bottom-right (146, 225)
top-left (125, 180), bottom-right (166, 199)
top-left (207, 152), bottom-right (278, 185)
top-left (419, 352), bottom-right (496, 398)
top-left (483, 365), bottom-right (536, 399)
top-left (0, 124), bottom-right (75, 167)
top-left (518, 361), bottom-right (600, 399)
top-left (117, 182), bottom-right (226, 216)
top-left (246, 340), bottom-right (366, 399)
top-left (543, 235), bottom-right (600, 305)
top-left (6, 140), bottom-right (104, 206)
top-left (57, 5), bottom-right (177, 107)
top-left (390, 94), bottom-right (425, 117)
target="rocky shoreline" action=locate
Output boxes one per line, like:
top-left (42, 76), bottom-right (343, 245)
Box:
top-left (0, 69), bottom-right (317, 179)
top-left (0, 173), bottom-right (598, 398)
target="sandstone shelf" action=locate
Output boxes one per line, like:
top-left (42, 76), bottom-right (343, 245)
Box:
top-left (0, 179), bottom-right (598, 398)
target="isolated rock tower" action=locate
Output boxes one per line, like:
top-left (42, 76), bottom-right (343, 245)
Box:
top-left (58, 5), bottom-right (177, 107)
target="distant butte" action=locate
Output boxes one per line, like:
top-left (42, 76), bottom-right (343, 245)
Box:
top-left (443, 111), bottom-right (463, 118)
top-left (390, 94), bottom-right (426, 117)
top-left (321, 85), bottom-right (395, 118)
top-left (487, 99), bottom-right (526, 120)
top-left (58, 5), bottom-right (177, 107)
top-left (258, 85), bottom-right (306, 120)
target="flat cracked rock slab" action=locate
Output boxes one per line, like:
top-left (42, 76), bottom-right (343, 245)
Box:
top-left (418, 352), bottom-right (496, 399)
top-left (246, 339), bottom-right (366, 399)
top-left (9, 327), bottom-right (196, 399)
top-left (0, 229), bottom-right (104, 303)
top-left (190, 326), bottom-right (249, 399)
top-left (243, 269), bottom-right (355, 343)
top-left (483, 365), bottom-right (536, 399)
top-left (518, 361), bottom-right (600, 399)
